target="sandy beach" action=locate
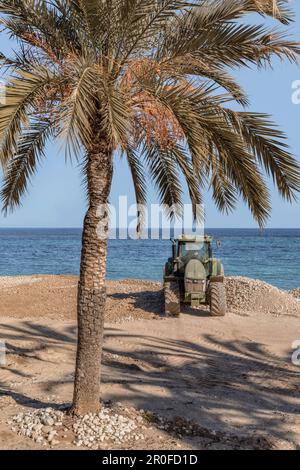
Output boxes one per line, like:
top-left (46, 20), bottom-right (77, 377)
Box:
top-left (0, 275), bottom-right (299, 450)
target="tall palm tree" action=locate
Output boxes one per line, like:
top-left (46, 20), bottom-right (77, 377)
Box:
top-left (1, 0), bottom-right (300, 415)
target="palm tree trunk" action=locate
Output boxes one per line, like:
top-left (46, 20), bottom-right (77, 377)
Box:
top-left (70, 138), bottom-right (113, 416)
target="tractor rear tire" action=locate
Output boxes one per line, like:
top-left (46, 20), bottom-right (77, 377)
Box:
top-left (209, 282), bottom-right (226, 317)
top-left (164, 281), bottom-right (181, 317)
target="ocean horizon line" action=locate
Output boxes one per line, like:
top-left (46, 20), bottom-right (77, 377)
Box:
top-left (1, 226), bottom-right (300, 231)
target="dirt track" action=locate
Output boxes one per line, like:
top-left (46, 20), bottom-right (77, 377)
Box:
top-left (0, 276), bottom-right (299, 450)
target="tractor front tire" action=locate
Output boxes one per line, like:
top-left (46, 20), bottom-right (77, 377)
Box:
top-left (164, 281), bottom-right (181, 317)
top-left (209, 282), bottom-right (226, 317)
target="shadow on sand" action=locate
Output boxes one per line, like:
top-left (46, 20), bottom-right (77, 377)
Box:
top-left (0, 309), bottom-right (299, 449)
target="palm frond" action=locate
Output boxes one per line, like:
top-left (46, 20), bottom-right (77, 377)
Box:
top-left (170, 144), bottom-right (203, 220)
top-left (142, 142), bottom-right (184, 217)
top-left (163, 22), bottom-right (300, 68)
top-left (123, 145), bottom-right (147, 234)
top-left (1, 117), bottom-right (54, 212)
top-left (58, 64), bottom-right (100, 161)
top-left (120, 0), bottom-right (191, 65)
top-left (159, 1), bottom-right (299, 68)
top-left (101, 82), bottom-right (130, 149)
top-left (209, 129), bottom-right (272, 226)
top-left (0, 67), bottom-right (55, 164)
top-left (160, 58), bottom-right (249, 105)
top-left (210, 157), bottom-right (239, 214)
top-left (140, 79), bottom-right (272, 225)
top-left (0, 0), bottom-right (84, 58)
top-left (124, 146), bottom-right (147, 206)
top-left (224, 109), bottom-right (300, 201)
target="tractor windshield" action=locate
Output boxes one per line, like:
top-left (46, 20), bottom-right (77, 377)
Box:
top-left (180, 241), bottom-right (210, 261)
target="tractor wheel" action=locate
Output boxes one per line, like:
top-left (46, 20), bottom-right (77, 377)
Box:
top-left (209, 282), bottom-right (226, 317)
top-left (164, 281), bottom-right (181, 317)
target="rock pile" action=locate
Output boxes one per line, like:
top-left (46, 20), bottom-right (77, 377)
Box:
top-left (73, 408), bottom-right (144, 447)
top-left (8, 408), bottom-right (64, 446)
top-left (225, 277), bottom-right (300, 315)
top-left (8, 405), bottom-right (146, 448)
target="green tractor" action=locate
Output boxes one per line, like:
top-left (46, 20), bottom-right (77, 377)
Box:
top-left (163, 234), bottom-right (226, 317)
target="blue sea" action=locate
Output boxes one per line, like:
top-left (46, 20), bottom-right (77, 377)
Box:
top-left (0, 228), bottom-right (299, 290)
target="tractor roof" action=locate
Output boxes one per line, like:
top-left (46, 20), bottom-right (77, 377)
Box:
top-left (176, 234), bottom-right (212, 242)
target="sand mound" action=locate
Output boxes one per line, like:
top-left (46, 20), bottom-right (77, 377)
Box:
top-left (225, 276), bottom-right (300, 315)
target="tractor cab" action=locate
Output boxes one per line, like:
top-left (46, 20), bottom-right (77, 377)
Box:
top-left (175, 234), bottom-right (212, 263)
top-left (170, 234), bottom-right (212, 275)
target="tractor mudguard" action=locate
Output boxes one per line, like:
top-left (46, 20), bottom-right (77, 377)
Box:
top-left (209, 258), bottom-right (224, 279)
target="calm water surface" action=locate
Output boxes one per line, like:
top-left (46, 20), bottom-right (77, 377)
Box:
top-left (0, 228), bottom-right (299, 290)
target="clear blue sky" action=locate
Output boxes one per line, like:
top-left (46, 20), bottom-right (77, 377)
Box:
top-left (1, 4), bottom-right (300, 228)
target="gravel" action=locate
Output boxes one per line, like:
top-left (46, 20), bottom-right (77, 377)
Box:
top-left (7, 404), bottom-right (284, 450)
top-left (8, 408), bottom-right (64, 446)
top-left (8, 405), bottom-right (146, 449)
top-left (225, 276), bottom-right (300, 315)
top-left (73, 408), bottom-right (144, 448)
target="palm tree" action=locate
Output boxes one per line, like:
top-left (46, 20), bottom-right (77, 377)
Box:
top-left (1, 0), bottom-right (300, 415)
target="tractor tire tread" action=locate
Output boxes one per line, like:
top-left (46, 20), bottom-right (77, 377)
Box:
top-left (209, 282), bottom-right (226, 317)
